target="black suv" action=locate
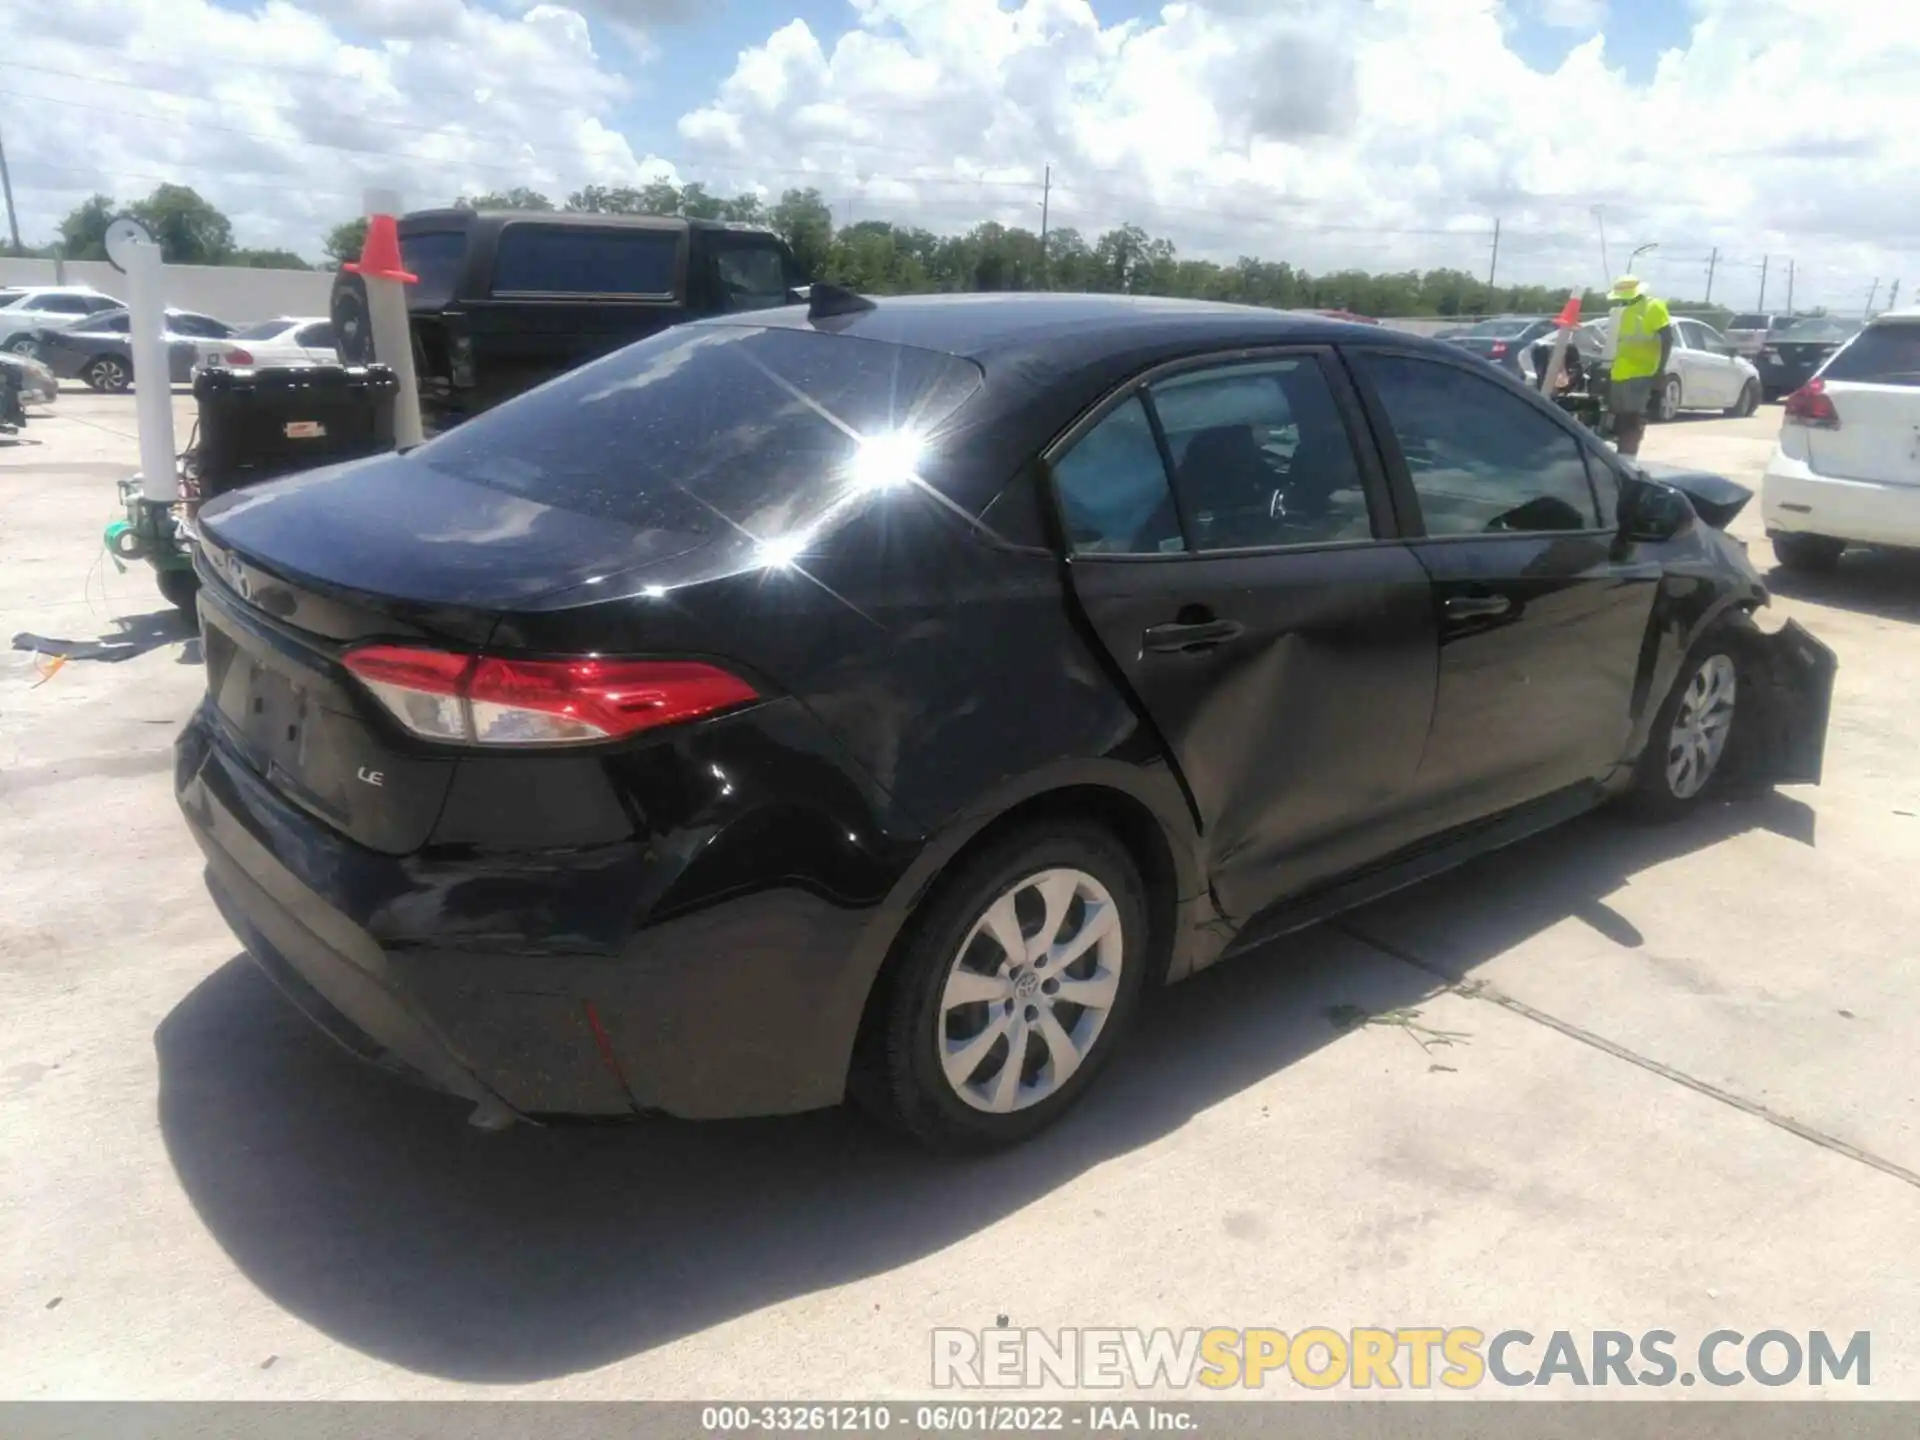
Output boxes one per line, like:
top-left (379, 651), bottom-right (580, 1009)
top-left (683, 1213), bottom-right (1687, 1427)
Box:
top-left (330, 209), bottom-right (806, 428)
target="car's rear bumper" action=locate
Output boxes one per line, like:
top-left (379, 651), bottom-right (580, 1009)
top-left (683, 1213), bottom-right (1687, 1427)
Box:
top-left (176, 706), bottom-right (891, 1122)
top-left (1763, 447), bottom-right (1920, 548)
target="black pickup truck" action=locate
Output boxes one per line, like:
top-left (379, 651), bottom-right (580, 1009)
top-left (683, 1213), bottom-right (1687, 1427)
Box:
top-left (330, 209), bottom-right (807, 428)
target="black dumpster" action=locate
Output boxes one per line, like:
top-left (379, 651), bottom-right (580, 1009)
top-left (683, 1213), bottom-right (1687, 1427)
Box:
top-left (192, 363), bottom-right (399, 499)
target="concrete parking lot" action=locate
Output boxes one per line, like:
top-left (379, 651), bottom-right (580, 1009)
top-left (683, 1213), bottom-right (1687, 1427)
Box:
top-left (4, 387), bottom-right (1919, 1400)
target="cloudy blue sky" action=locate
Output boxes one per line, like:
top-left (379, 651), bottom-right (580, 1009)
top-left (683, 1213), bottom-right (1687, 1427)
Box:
top-left (4, 0), bottom-right (1911, 309)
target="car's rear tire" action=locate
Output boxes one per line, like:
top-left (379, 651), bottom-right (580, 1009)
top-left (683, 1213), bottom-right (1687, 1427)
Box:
top-left (84, 356), bottom-right (130, 393)
top-left (1626, 626), bottom-right (1745, 821)
top-left (1772, 533), bottom-right (1845, 573)
top-left (857, 822), bottom-right (1150, 1153)
top-left (1725, 380), bottom-right (1758, 418)
top-left (4, 334), bottom-right (37, 356)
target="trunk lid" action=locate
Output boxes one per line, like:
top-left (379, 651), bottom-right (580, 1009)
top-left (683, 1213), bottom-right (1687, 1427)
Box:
top-left (1803, 318), bottom-right (1920, 486)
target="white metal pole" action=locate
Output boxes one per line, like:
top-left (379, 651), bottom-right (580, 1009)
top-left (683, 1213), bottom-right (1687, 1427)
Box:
top-left (362, 187), bottom-right (425, 448)
top-left (125, 237), bottom-right (179, 503)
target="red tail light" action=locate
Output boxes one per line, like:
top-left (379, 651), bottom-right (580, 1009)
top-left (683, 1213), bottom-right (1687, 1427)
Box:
top-left (342, 646), bottom-right (760, 746)
top-left (224, 347), bottom-right (254, 365)
top-left (1490, 341), bottom-right (1508, 357)
top-left (1783, 378), bottom-right (1840, 429)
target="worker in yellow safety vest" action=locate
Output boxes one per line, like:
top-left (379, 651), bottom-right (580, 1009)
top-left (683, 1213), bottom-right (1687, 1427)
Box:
top-left (1605, 275), bottom-right (1673, 457)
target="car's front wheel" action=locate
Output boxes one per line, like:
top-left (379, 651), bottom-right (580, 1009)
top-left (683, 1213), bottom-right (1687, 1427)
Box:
top-left (1725, 380), bottom-right (1758, 418)
top-left (1628, 633), bottom-right (1742, 819)
top-left (859, 823), bottom-right (1150, 1152)
top-left (84, 356), bottom-right (131, 392)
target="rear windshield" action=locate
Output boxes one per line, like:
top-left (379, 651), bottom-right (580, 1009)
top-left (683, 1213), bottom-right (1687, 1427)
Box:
top-left (490, 225), bottom-right (679, 297)
top-left (1820, 322), bottom-right (1920, 387)
top-left (1779, 318), bottom-right (1861, 343)
top-left (1728, 314), bottom-right (1772, 330)
top-left (398, 230), bottom-right (469, 308)
top-left (234, 320), bottom-right (294, 341)
top-left (414, 323), bottom-right (985, 535)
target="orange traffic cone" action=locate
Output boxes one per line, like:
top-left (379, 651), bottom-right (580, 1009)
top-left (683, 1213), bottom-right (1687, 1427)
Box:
top-left (1553, 294), bottom-right (1582, 330)
top-left (345, 213), bottom-right (417, 284)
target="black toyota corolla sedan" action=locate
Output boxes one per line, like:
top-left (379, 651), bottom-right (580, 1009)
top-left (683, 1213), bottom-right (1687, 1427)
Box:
top-left (177, 292), bottom-right (1835, 1151)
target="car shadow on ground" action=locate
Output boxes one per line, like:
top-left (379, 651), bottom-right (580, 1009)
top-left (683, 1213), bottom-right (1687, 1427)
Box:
top-left (12, 608), bottom-right (199, 667)
top-left (153, 792), bottom-right (1797, 1385)
top-left (1765, 548), bottom-right (1920, 624)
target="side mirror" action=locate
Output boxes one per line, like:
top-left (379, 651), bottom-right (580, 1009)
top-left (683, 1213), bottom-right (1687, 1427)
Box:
top-left (1620, 478), bottom-right (1692, 543)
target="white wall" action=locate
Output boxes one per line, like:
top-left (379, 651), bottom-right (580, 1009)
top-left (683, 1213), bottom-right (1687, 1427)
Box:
top-left (0, 258), bottom-right (333, 323)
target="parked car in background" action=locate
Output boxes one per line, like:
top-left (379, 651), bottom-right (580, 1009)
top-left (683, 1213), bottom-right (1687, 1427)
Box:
top-left (0, 286), bottom-right (124, 354)
top-left (1756, 317), bottom-right (1863, 401)
top-left (1725, 312), bottom-right (1793, 359)
top-left (1444, 315), bottom-right (1557, 377)
top-left (35, 307), bottom-right (235, 391)
top-left (329, 209), bottom-right (806, 429)
top-left (1661, 317), bottom-right (1762, 418)
top-left (1522, 316), bottom-right (1759, 419)
top-left (227, 316), bottom-right (337, 367)
top-left (1762, 307), bottom-right (1920, 570)
top-left (181, 293), bottom-right (1832, 1152)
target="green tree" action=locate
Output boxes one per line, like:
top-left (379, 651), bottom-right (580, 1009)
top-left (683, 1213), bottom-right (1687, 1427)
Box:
top-left (128, 184), bottom-right (233, 264)
top-left (459, 186), bottom-right (556, 211)
top-left (57, 194), bottom-right (119, 262)
top-left (718, 193), bottom-right (767, 225)
top-left (322, 217), bottom-right (369, 267)
top-left (770, 187), bottom-right (835, 280)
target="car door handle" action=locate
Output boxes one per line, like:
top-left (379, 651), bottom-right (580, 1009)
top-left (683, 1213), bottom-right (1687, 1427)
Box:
top-left (1443, 594), bottom-right (1512, 620)
top-left (1143, 618), bottom-right (1244, 653)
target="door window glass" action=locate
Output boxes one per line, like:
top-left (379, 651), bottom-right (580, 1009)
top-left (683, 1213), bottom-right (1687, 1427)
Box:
top-left (1050, 396), bottom-right (1184, 555)
top-left (491, 226), bottom-right (678, 297)
top-left (39, 295), bottom-right (89, 314)
top-left (1149, 358), bottom-right (1371, 550)
top-left (712, 243), bottom-right (793, 311)
top-left (1362, 353), bottom-right (1600, 536)
top-left (294, 321), bottom-right (336, 349)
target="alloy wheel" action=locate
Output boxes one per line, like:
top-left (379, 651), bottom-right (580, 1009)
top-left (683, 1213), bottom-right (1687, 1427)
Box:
top-left (937, 866), bottom-right (1124, 1114)
top-left (1666, 654), bottom-right (1736, 799)
top-left (89, 358), bottom-right (129, 391)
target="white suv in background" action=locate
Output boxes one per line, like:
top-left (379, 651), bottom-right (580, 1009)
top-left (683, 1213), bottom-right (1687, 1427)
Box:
top-left (0, 287), bottom-right (125, 352)
top-left (1762, 308), bottom-right (1920, 570)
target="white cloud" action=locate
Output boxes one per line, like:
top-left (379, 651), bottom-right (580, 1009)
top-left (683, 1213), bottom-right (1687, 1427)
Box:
top-left (5, 0), bottom-right (1915, 312)
top-left (3, 0), bottom-right (670, 261)
top-left (676, 0), bottom-right (1920, 311)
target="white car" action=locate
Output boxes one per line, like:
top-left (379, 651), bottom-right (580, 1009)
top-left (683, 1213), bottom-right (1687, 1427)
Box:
top-left (0, 286), bottom-right (125, 353)
top-left (1522, 315), bottom-right (1762, 417)
top-left (1762, 307), bottom-right (1920, 570)
top-left (223, 316), bottom-right (338, 367)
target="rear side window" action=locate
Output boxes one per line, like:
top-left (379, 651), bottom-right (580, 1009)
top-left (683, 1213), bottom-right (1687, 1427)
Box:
top-left (398, 230), bottom-right (469, 308)
top-left (416, 324), bottom-right (984, 538)
top-left (38, 295), bottom-right (91, 314)
top-left (1820, 322), bottom-right (1920, 387)
top-left (95, 313), bottom-right (131, 333)
top-left (491, 226), bottom-right (679, 297)
top-left (1361, 352), bottom-right (1599, 536)
top-left (1052, 396), bottom-right (1184, 555)
top-left (1728, 314), bottom-right (1770, 330)
top-left (712, 243), bottom-right (794, 312)
top-left (294, 321), bottom-right (335, 349)
top-left (1150, 358), bottom-right (1372, 550)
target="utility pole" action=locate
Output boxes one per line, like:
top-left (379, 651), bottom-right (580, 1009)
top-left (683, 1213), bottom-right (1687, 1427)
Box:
top-left (1038, 164), bottom-right (1051, 290)
top-left (1758, 254), bottom-right (1769, 310)
top-left (1704, 248), bottom-right (1718, 304)
top-left (1786, 258), bottom-right (1795, 316)
top-left (1486, 218), bottom-right (1501, 309)
top-left (1888, 279), bottom-right (1902, 313)
top-left (1591, 206), bottom-right (1611, 283)
top-left (1865, 278), bottom-right (1879, 317)
top-left (0, 111), bottom-right (23, 256)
